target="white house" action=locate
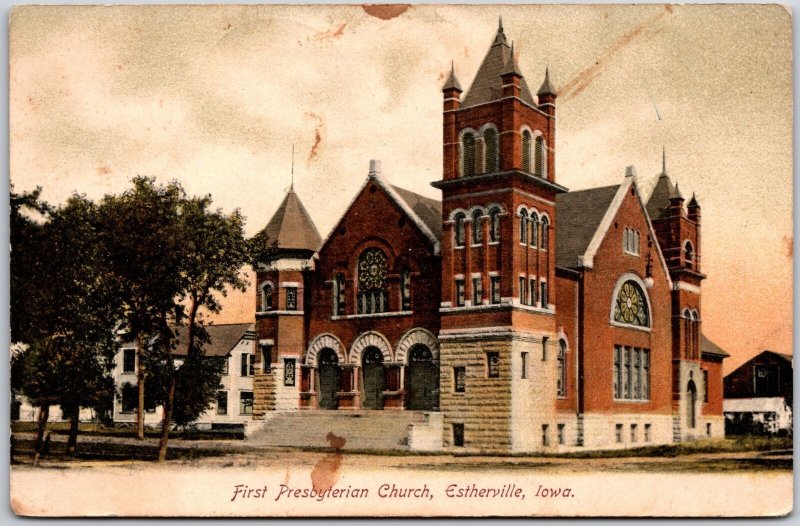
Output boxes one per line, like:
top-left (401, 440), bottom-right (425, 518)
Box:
top-left (112, 323), bottom-right (256, 429)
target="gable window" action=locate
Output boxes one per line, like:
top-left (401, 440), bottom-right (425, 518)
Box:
top-left (490, 276), bottom-right (501, 304)
top-left (285, 287), bottom-right (298, 310)
top-left (357, 248), bottom-right (388, 314)
top-left (521, 130), bottom-right (532, 172)
top-left (540, 216), bottom-right (549, 250)
top-left (401, 270), bottom-right (412, 311)
top-left (472, 276), bottom-right (483, 305)
top-left (471, 210), bottom-right (483, 244)
top-left (333, 273), bottom-right (346, 315)
top-left (216, 391), bottom-right (228, 415)
top-left (260, 281), bottom-right (274, 311)
top-left (519, 209), bottom-right (528, 244)
top-left (454, 213), bottom-right (466, 247)
top-left (557, 339), bottom-right (567, 397)
top-left (489, 207), bottom-right (501, 242)
top-left (534, 135), bottom-right (545, 177)
top-left (613, 279), bottom-right (650, 327)
top-left (241, 353), bottom-right (255, 377)
top-left (483, 127), bottom-right (498, 173)
top-left (461, 132), bottom-right (476, 177)
top-left (530, 212), bottom-right (539, 247)
top-left (623, 228), bottom-right (640, 255)
top-left (122, 349), bottom-right (136, 373)
top-left (455, 279), bottom-right (466, 307)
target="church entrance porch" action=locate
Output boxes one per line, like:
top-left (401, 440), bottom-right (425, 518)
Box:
top-left (318, 348), bottom-right (340, 410)
top-left (406, 344), bottom-right (439, 411)
top-left (362, 347), bottom-right (385, 410)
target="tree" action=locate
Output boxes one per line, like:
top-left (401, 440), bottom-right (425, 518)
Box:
top-left (10, 192), bottom-right (122, 461)
top-left (155, 196), bottom-right (251, 461)
top-left (96, 177), bottom-right (187, 439)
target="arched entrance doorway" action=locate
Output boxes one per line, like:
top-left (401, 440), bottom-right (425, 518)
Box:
top-left (686, 380), bottom-right (697, 429)
top-left (407, 344), bottom-right (439, 410)
top-left (362, 347), bottom-right (385, 410)
top-left (318, 348), bottom-right (340, 410)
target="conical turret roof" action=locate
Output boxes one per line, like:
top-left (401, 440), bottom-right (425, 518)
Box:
top-left (461, 20), bottom-right (535, 108)
top-left (537, 67), bottom-right (555, 96)
top-left (442, 61), bottom-right (462, 92)
top-left (646, 173), bottom-right (677, 219)
top-left (259, 187), bottom-right (322, 253)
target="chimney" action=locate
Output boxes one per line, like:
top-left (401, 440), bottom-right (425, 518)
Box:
top-left (369, 159), bottom-right (382, 178)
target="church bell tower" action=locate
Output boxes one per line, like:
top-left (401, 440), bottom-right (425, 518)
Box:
top-left (432, 20), bottom-right (568, 453)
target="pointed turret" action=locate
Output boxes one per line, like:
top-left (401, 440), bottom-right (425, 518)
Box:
top-left (537, 67), bottom-right (555, 96)
top-left (687, 192), bottom-right (701, 222)
top-left (259, 187), bottom-right (322, 258)
top-left (461, 21), bottom-right (535, 108)
top-left (501, 43), bottom-right (523, 77)
top-left (646, 148), bottom-right (677, 219)
top-left (443, 60), bottom-right (463, 92)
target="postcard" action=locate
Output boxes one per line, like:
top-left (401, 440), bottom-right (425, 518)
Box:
top-left (8, 3), bottom-right (793, 517)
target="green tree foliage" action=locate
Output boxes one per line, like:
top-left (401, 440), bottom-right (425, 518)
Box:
top-left (10, 192), bottom-right (122, 459)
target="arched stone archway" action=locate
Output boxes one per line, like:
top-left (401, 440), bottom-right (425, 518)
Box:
top-left (395, 328), bottom-right (439, 364)
top-left (349, 331), bottom-right (393, 364)
top-left (306, 334), bottom-right (346, 366)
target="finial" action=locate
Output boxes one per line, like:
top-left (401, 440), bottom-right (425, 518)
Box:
top-left (443, 60), bottom-right (463, 92)
top-left (498, 15), bottom-right (503, 33)
top-left (290, 143), bottom-right (295, 189)
top-left (369, 159), bottom-right (382, 178)
top-left (662, 146), bottom-right (666, 174)
top-left (493, 16), bottom-right (508, 46)
top-left (625, 165), bottom-right (637, 178)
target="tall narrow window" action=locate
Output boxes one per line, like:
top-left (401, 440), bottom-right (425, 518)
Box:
top-left (703, 369), bottom-right (709, 403)
top-left (529, 278), bottom-right (537, 307)
top-left (557, 339), bottom-right (567, 397)
top-left (455, 279), bottom-right (466, 307)
top-left (401, 270), bottom-right (412, 311)
top-left (534, 135), bottom-right (545, 177)
top-left (490, 276), bottom-right (501, 304)
top-left (613, 346), bottom-right (622, 399)
top-left (519, 210), bottom-right (528, 244)
top-left (239, 391), bottom-right (253, 415)
top-left (453, 423), bottom-right (465, 446)
top-left (454, 213), bottom-right (466, 247)
top-left (123, 349), bottom-right (136, 373)
top-left (530, 212), bottom-right (539, 247)
top-left (540, 281), bottom-right (548, 309)
top-left (557, 423), bottom-right (565, 445)
top-left (642, 349), bottom-right (650, 400)
top-left (472, 276), bottom-right (483, 305)
top-left (630, 423), bottom-right (638, 443)
top-left (685, 241), bottom-right (695, 269)
top-left (521, 130), bottom-right (532, 172)
top-left (241, 353), bottom-right (254, 377)
top-left (471, 210), bottom-right (483, 244)
top-left (260, 281), bottom-right (274, 311)
top-left (483, 127), bottom-right (498, 172)
top-left (542, 424), bottom-right (550, 446)
top-left (540, 217), bottom-right (549, 250)
top-left (489, 208), bottom-right (501, 242)
top-left (454, 367), bottom-right (466, 392)
top-left (486, 352), bottom-right (500, 378)
top-left (542, 336), bottom-right (549, 361)
top-left (216, 391), bottom-right (228, 415)
top-left (285, 287), bottom-right (298, 310)
top-left (521, 352), bottom-right (529, 379)
top-left (284, 358), bottom-right (296, 387)
top-left (462, 132), bottom-right (476, 177)
top-left (519, 276), bottom-right (526, 305)
top-left (357, 248), bottom-right (388, 314)
top-left (334, 273), bottom-right (346, 315)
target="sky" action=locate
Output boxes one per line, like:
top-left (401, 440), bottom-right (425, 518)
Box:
top-left (9, 4), bottom-right (793, 374)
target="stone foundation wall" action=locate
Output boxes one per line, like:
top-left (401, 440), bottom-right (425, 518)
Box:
top-left (252, 372), bottom-right (276, 418)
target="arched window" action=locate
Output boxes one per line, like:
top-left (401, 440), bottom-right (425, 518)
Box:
top-left (623, 228), bottom-right (630, 252)
top-left (357, 248), bottom-right (388, 314)
top-left (557, 339), bottom-right (567, 397)
top-left (613, 279), bottom-right (650, 327)
top-left (530, 212), bottom-right (539, 247)
top-left (471, 209), bottom-right (483, 244)
top-left (534, 135), bottom-right (545, 177)
top-left (489, 207), bottom-right (501, 242)
top-left (454, 213), bottom-right (466, 247)
top-left (519, 209), bottom-right (528, 244)
top-left (684, 240), bottom-right (695, 269)
top-left (461, 132), bottom-right (476, 177)
top-left (521, 130), bottom-right (532, 172)
top-left (540, 216), bottom-right (549, 250)
top-left (260, 281), bottom-right (274, 311)
top-left (483, 128), bottom-right (498, 173)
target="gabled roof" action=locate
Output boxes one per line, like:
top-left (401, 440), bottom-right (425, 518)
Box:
top-left (461, 25), bottom-right (535, 108)
top-left (172, 323), bottom-right (254, 357)
top-left (701, 334), bottom-right (730, 358)
top-left (391, 185), bottom-right (443, 241)
top-left (646, 174), bottom-right (676, 220)
top-left (259, 187), bottom-right (322, 252)
top-left (555, 184), bottom-right (620, 269)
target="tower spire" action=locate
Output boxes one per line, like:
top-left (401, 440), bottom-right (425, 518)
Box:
top-left (443, 60), bottom-right (463, 92)
top-left (537, 66), bottom-right (555, 96)
top-left (290, 143), bottom-right (295, 190)
top-left (493, 16), bottom-right (508, 46)
top-left (662, 146), bottom-right (666, 175)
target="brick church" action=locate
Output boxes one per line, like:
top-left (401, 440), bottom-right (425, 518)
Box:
top-left (248, 22), bottom-right (728, 453)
